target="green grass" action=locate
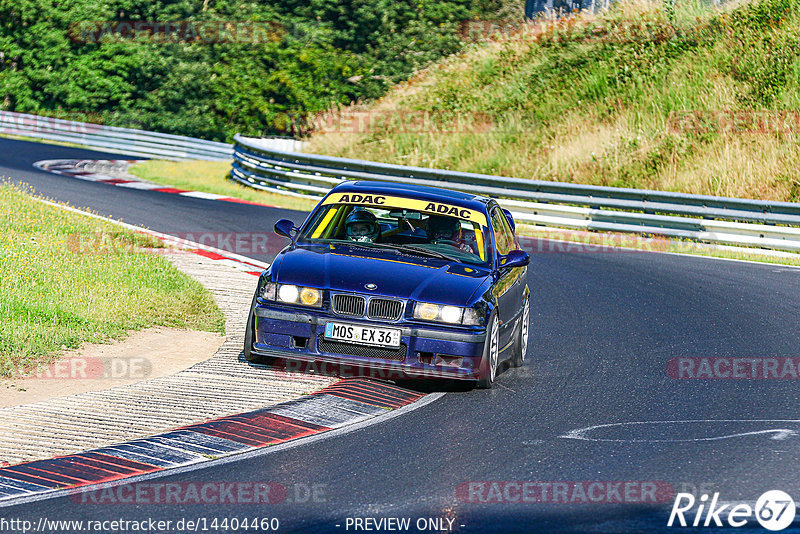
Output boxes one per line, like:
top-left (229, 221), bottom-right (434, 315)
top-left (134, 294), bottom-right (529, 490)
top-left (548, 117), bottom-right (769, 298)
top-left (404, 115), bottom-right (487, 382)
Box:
top-left (0, 183), bottom-right (225, 378)
top-left (307, 0), bottom-right (800, 202)
top-left (129, 160), bottom-right (319, 213)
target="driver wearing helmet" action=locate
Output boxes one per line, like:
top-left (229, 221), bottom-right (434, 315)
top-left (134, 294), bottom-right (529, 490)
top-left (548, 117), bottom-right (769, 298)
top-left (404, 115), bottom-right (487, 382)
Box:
top-left (427, 215), bottom-right (473, 253)
top-left (345, 209), bottom-right (381, 243)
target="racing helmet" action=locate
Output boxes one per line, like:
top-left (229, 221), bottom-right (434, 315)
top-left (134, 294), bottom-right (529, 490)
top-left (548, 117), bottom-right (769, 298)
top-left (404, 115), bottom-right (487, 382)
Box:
top-left (345, 209), bottom-right (380, 243)
top-left (427, 215), bottom-right (461, 242)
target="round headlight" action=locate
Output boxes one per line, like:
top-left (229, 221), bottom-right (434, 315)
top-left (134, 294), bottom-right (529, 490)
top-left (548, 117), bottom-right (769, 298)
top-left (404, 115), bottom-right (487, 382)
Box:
top-left (417, 303), bottom-right (440, 321)
top-left (300, 287), bottom-right (320, 306)
top-left (278, 284), bottom-right (299, 303)
top-left (440, 306), bottom-right (462, 323)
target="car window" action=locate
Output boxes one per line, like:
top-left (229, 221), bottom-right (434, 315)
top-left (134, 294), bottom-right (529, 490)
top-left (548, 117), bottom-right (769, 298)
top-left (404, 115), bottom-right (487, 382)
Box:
top-left (299, 196), bottom-right (492, 267)
top-left (490, 208), bottom-right (514, 256)
top-left (498, 209), bottom-right (518, 249)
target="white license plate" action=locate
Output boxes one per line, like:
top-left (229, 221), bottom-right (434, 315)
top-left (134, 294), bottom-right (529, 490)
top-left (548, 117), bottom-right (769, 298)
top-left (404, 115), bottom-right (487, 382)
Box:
top-left (324, 322), bottom-right (401, 348)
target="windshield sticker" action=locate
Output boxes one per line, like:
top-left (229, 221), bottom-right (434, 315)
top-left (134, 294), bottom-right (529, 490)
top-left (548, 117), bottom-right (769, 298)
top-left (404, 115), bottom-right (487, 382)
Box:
top-left (322, 193), bottom-right (488, 227)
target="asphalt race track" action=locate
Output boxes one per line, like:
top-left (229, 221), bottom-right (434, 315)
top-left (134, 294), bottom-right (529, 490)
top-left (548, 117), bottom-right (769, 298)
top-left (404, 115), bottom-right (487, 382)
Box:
top-left (3, 137), bottom-right (800, 532)
top-left (0, 138), bottom-right (299, 264)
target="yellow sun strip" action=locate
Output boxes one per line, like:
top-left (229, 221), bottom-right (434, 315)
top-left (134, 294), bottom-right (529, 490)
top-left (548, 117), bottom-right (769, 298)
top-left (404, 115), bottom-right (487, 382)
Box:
top-left (323, 206), bottom-right (348, 239)
top-left (311, 208), bottom-right (338, 239)
top-left (321, 207), bottom-right (339, 239)
top-left (473, 224), bottom-right (485, 261)
top-left (322, 192), bottom-right (488, 227)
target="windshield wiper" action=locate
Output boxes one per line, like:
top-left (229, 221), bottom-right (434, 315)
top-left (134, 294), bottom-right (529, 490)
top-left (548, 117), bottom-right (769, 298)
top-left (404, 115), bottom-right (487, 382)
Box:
top-left (331, 240), bottom-right (459, 263)
top-left (389, 244), bottom-right (459, 263)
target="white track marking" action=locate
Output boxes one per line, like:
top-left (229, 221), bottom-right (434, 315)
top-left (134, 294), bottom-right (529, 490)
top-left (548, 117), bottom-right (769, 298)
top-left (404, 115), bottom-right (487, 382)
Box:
top-left (561, 419), bottom-right (800, 442)
top-left (179, 191), bottom-right (230, 200)
top-left (115, 181), bottom-right (163, 190)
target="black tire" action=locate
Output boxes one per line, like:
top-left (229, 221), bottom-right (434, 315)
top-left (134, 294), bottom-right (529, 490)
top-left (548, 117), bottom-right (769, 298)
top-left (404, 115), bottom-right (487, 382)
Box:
top-left (477, 312), bottom-right (499, 389)
top-left (511, 296), bottom-right (530, 368)
top-left (244, 295), bottom-right (270, 364)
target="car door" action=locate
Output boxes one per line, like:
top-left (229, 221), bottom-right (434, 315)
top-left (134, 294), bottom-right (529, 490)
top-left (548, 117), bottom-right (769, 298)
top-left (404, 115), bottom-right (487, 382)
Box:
top-left (489, 207), bottom-right (522, 350)
top-left (498, 207), bottom-right (527, 342)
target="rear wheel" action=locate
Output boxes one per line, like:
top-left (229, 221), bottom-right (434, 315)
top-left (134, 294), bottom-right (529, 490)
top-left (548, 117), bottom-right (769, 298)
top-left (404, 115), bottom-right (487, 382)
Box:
top-left (477, 313), bottom-right (499, 389)
top-left (511, 297), bottom-right (530, 368)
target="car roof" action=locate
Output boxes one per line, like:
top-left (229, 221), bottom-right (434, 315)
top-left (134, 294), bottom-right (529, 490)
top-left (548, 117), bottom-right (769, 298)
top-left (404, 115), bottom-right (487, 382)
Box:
top-left (329, 180), bottom-right (492, 211)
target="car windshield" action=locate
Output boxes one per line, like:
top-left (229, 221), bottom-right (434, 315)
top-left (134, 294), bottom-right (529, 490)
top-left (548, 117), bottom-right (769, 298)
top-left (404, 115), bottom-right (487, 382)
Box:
top-left (298, 193), bottom-right (490, 267)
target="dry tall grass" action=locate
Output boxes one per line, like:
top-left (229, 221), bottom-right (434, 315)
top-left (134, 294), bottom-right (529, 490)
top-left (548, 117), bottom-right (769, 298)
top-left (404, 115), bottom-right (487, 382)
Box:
top-left (307, 0), bottom-right (800, 202)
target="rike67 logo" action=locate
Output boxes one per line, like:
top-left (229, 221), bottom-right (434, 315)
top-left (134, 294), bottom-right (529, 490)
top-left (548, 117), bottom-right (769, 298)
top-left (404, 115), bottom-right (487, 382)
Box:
top-left (668, 490), bottom-right (796, 531)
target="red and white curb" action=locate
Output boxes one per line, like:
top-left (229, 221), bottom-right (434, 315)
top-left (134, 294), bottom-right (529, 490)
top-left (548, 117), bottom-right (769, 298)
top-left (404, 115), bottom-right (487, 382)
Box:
top-left (36, 196), bottom-right (269, 277)
top-left (34, 158), bottom-right (275, 208)
top-left (0, 379), bottom-right (432, 505)
top-left (1, 165), bottom-right (443, 506)
top-left (34, 159), bottom-right (284, 276)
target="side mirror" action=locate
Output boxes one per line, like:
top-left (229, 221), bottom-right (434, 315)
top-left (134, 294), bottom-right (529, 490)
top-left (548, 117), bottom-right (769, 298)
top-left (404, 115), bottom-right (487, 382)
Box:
top-left (274, 219), bottom-right (297, 240)
top-left (500, 250), bottom-right (530, 269)
top-left (502, 209), bottom-right (516, 233)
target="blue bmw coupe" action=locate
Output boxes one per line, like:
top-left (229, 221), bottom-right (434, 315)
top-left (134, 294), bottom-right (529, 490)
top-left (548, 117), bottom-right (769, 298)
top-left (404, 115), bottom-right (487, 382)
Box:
top-left (245, 181), bottom-right (530, 388)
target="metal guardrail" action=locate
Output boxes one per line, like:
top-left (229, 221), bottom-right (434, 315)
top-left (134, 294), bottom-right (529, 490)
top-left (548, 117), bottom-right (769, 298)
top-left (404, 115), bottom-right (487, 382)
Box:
top-left (231, 134), bottom-right (800, 252)
top-left (0, 110), bottom-right (233, 160)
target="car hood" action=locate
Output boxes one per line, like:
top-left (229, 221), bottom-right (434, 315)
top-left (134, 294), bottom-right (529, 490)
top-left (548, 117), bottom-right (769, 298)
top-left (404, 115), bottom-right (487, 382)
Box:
top-left (273, 244), bottom-right (490, 305)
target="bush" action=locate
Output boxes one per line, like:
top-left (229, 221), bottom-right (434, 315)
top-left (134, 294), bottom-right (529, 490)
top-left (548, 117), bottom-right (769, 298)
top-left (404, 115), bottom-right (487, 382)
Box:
top-left (0, 0), bottom-right (517, 141)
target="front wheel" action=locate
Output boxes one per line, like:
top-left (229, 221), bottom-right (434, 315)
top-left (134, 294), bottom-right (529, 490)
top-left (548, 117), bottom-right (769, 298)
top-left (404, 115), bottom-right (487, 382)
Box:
top-left (244, 296), bottom-right (270, 364)
top-left (477, 313), bottom-right (499, 389)
top-left (243, 307), bottom-right (259, 363)
top-left (511, 297), bottom-right (530, 368)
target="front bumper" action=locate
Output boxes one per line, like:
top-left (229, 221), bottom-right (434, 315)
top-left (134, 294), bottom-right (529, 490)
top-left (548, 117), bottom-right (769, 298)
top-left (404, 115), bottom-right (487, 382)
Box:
top-left (251, 305), bottom-right (487, 381)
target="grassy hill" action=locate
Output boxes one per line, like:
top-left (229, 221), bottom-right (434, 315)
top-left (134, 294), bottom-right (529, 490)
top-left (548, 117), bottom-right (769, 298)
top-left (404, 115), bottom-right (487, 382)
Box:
top-left (307, 0), bottom-right (800, 202)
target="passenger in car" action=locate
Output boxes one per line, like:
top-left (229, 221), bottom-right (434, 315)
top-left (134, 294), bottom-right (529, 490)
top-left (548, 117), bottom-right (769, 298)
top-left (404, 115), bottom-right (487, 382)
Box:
top-left (427, 215), bottom-right (475, 253)
top-left (345, 209), bottom-right (381, 243)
